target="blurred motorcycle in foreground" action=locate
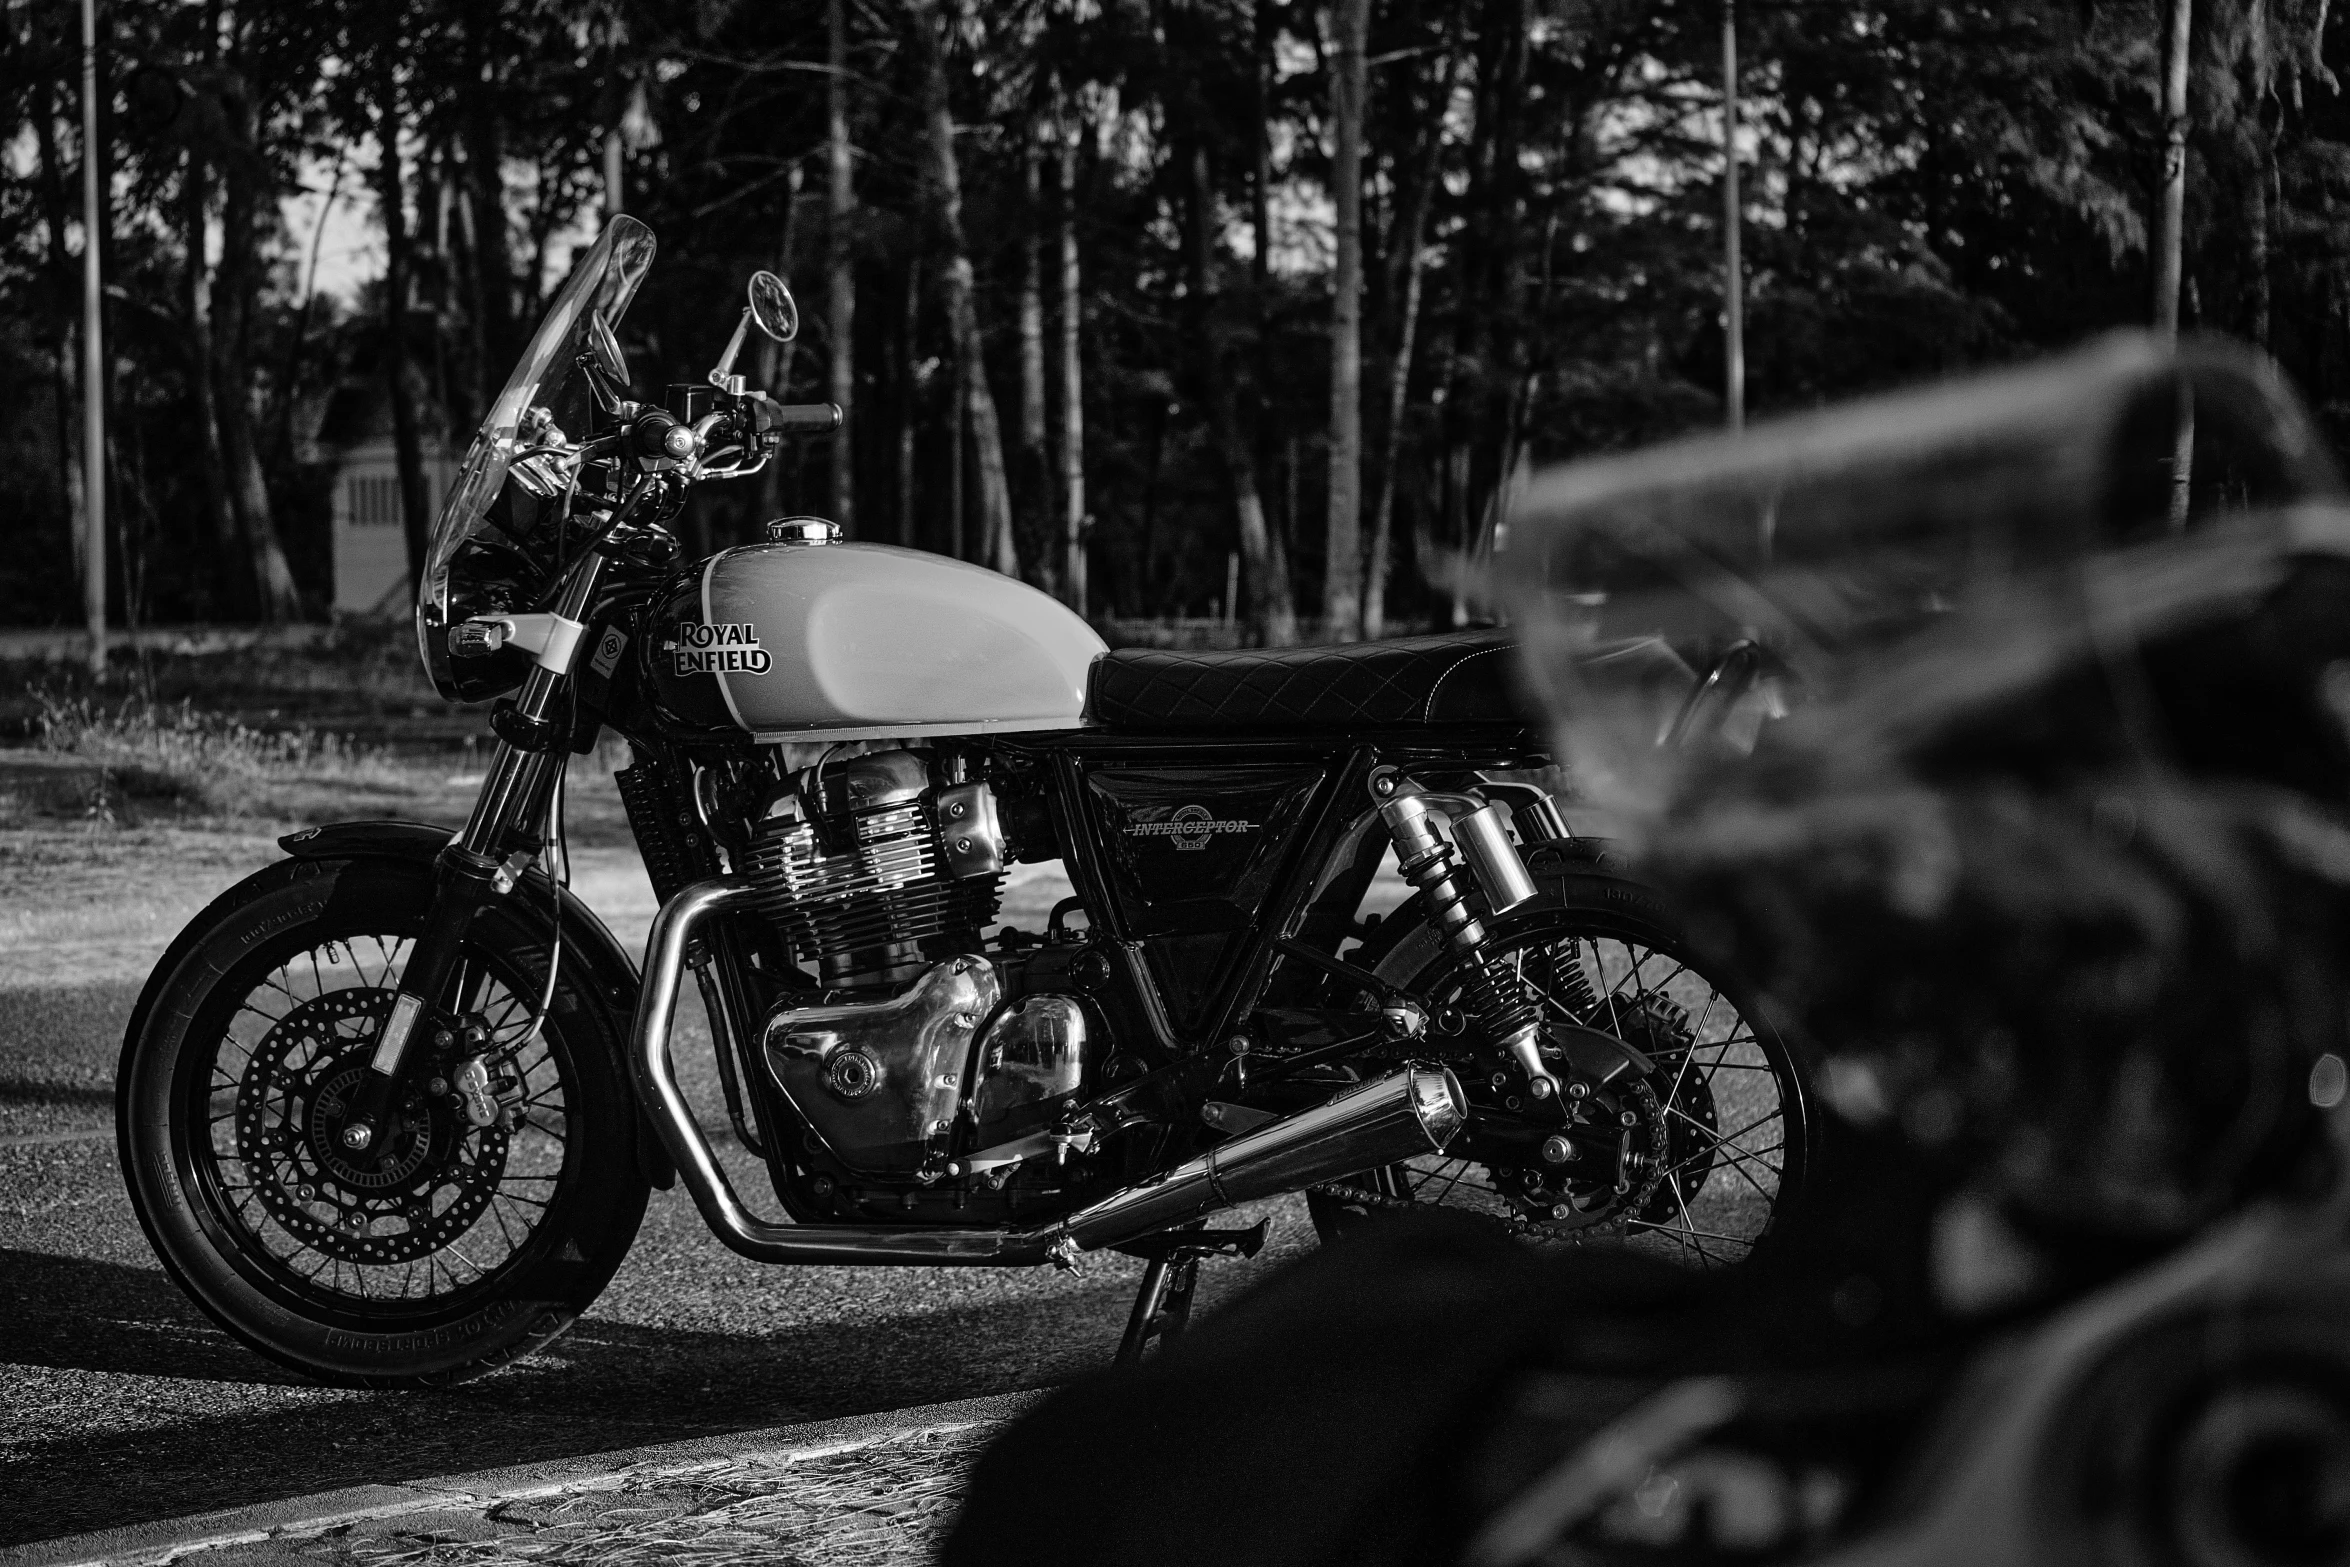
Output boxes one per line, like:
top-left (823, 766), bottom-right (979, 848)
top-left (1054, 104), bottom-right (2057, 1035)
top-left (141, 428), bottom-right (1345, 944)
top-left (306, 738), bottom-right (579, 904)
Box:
top-left (945, 335), bottom-right (2350, 1567)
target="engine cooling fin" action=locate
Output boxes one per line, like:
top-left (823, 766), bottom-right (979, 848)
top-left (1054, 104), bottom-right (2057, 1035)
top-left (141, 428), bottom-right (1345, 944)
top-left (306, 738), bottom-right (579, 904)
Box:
top-left (740, 760), bottom-right (1001, 989)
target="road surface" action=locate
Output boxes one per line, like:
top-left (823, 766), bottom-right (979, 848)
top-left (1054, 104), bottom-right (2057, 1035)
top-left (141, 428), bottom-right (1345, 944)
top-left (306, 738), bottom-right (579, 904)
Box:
top-left (0, 836), bottom-right (1324, 1547)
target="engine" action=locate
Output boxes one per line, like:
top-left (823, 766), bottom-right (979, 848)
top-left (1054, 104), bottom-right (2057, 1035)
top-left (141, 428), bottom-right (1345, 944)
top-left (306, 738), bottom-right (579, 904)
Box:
top-left (738, 748), bottom-right (1004, 990)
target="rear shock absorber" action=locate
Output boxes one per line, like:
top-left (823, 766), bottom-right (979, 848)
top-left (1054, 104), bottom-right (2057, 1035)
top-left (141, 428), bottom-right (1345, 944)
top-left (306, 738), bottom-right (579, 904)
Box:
top-left (1372, 768), bottom-right (1562, 1101)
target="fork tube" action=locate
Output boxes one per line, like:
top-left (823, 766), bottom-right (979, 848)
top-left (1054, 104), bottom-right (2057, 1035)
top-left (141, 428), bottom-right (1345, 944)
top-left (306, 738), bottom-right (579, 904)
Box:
top-left (341, 553), bottom-right (607, 1152)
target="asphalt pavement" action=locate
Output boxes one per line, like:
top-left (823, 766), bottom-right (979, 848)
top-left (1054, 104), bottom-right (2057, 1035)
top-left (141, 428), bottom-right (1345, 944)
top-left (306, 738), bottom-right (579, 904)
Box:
top-left (0, 846), bottom-right (1323, 1549)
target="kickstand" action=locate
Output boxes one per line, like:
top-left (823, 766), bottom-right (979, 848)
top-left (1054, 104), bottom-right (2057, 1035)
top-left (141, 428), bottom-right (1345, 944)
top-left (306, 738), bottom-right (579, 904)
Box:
top-left (1112, 1219), bottom-right (1270, 1367)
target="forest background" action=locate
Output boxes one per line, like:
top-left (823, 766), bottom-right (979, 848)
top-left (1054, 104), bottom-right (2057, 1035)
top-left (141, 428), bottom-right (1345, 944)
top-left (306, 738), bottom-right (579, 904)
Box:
top-left (1, 0), bottom-right (2343, 646)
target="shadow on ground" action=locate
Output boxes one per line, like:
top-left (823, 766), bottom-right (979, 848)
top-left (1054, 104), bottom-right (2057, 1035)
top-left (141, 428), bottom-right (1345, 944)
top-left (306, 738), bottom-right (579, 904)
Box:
top-left (0, 1244), bottom-right (1143, 1547)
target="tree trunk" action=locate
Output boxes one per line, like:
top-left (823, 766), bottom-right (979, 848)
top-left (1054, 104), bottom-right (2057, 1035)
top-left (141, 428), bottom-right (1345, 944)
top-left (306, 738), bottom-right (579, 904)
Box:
top-left (1184, 137), bottom-right (1296, 645)
top-left (1365, 228), bottom-right (1428, 641)
top-left (2154, 0), bottom-right (2193, 527)
top-left (1252, 0), bottom-right (1275, 299)
top-left (32, 82), bottom-right (86, 590)
top-left (828, 0), bottom-right (857, 532)
top-left (1019, 137), bottom-right (1051, 590)
top-left (899, 256), bottom-right (921, 545)
top-left (1440, 0), bottom-right (1529, 616)
top-left (1322, 0), bottom-right (1369, 640)
top-left (185, 127), bottom-right (242, 614)
top-left (1056, 96), bottom-right (1088, 612)
top-left (211, 56), bottom-right (303, 622)
top-left (462, 36), bottom-right (519, 411)
top-left (2154, 0), bottom-right (2192, 339)
top-left (907, 0), bottom-right (1018, 578)
top-left (755, 162), bottom-right (806, 525)
top-left (375, 64), bottom-right (433, 602)
top-left (1365, 43), bottom-right (1461, 640)
top-left (2246, 134), bottom-right (2273, 352)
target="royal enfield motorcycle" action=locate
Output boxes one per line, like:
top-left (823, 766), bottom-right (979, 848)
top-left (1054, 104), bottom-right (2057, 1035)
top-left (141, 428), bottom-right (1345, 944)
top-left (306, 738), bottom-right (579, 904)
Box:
top-left (116, 216), bottom-right (1810, 1385)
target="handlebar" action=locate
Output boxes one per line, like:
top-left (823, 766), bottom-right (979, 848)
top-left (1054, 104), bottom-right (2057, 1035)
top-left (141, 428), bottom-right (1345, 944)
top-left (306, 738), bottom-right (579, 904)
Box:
top-left (745, 396), bottom-right (843, 436)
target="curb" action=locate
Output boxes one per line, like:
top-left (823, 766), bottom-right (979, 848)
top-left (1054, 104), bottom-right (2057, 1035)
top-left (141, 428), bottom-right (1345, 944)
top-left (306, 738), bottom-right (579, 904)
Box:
top-left (0, 1389), bottom-right (1045, 1567)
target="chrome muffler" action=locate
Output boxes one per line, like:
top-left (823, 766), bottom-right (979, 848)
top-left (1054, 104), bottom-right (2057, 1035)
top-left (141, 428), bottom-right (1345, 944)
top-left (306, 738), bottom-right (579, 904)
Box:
top-left (630, 877), bottom-right (1467, 1266)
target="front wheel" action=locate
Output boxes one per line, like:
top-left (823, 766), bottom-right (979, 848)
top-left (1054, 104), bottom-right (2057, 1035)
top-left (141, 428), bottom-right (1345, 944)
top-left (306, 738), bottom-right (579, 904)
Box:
top-left (119, 856), bottom-right (650, 1386)
top-left (1308, 856), bottom-right (1814, 1270)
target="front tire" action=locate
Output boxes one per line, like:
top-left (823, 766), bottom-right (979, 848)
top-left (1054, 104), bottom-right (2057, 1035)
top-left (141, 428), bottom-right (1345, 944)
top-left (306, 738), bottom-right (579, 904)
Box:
top-left (119, 856), bottom-right (650, 1386)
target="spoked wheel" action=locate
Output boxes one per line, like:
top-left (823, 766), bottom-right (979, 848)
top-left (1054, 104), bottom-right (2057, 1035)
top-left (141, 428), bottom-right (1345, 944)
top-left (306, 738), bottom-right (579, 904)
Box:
top-left (202, 936), bottom-right (567, 1303)
top-left (121, 858), bottom-right (648, 1386)
top-left (1308, 883), bottom-right (1812, 1270)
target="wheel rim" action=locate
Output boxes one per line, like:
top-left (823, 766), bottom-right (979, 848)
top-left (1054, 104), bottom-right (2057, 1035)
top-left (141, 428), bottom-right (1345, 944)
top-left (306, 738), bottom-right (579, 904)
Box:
top-left (179, 932), bottom-right (577, 1318)
top-left (1348, 926), bottom-right (1803, 1269)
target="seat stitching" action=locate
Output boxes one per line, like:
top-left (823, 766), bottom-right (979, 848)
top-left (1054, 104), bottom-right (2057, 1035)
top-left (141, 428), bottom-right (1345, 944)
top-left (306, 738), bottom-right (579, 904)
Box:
top-left (1423, 644), bottom-right (1510, 722)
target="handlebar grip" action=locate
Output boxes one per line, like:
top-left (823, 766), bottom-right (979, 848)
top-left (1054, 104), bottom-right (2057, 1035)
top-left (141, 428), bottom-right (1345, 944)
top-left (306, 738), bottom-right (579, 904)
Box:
top-left (747, 398), bottom-right (844, 436)
top-left (630, 409), bottom-right (696, 460)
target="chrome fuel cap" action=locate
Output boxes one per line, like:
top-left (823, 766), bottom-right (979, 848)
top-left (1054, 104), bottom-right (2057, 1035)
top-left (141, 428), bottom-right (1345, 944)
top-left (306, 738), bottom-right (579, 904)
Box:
top-left (764, 516), bottom-right (842, 546)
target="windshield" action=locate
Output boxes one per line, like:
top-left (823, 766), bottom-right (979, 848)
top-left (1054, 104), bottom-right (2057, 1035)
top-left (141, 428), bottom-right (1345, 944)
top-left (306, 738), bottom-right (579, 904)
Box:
top-left (415, 216), bottom-right (657, 697)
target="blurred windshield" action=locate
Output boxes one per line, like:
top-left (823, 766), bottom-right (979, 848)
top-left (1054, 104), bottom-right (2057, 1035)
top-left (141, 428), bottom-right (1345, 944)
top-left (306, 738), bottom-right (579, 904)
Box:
top-left (414, 216), bottom-right (657, 694)
top-left (1496, 333), bottom-right (2338, 823)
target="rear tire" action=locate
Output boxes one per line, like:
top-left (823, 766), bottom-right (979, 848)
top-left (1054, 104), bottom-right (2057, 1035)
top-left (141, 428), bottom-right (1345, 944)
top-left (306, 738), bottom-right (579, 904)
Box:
top-left (1308, 846), bottom-right (1814, 1270)
top-left (118, 856), bottom-right (649, 1386)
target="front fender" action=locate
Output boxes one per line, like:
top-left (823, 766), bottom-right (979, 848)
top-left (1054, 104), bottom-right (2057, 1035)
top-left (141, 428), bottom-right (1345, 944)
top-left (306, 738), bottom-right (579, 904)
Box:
top-left (278, 819), bottom-right (674, 1190)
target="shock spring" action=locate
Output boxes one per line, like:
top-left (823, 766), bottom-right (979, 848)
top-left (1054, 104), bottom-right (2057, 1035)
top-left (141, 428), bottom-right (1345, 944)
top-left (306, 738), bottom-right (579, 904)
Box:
top-left (1376, 776), bottom-right (1557, 1098)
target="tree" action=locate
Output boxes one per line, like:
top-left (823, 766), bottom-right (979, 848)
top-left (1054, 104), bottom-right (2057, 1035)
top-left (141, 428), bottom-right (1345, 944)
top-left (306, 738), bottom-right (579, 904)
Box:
top-left (906, 0), bottom-right (1019, 579)
top-left (1322, 0), bottom-right (1369, 640)
top-left (1056, 83), bottom-right (1087, 613)
top-left (1168, 16), bottom-right (1296, 646)
top-left (828, 0), bottom-right (857, 532)
top-left (2154, 0), bottom-right (2192, 339)
top-left (368, 43), bottom-right (433, 601)
top-left (1019, 134), bottom-right (1051, 590)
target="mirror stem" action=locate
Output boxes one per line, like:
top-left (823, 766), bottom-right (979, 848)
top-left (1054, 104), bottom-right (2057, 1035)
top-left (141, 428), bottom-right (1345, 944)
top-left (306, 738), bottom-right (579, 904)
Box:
top-left (708, 308), bottom-right (754, 389)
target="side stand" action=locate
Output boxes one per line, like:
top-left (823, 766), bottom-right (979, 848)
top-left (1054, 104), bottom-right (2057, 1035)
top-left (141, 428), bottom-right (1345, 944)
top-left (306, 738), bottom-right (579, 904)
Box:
top-left (1112, 1220), bottom-right (1270, 1367)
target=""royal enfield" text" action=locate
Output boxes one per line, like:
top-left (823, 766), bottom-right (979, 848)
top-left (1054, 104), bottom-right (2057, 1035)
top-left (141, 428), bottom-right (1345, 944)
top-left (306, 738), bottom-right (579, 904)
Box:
top-left (671, 622), bottom-right (771, 677)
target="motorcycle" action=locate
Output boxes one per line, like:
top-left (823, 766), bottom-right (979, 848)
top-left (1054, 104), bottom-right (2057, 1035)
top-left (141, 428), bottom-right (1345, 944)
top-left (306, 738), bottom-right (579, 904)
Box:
top-left (114, 216), bottom-right (1811, 1386)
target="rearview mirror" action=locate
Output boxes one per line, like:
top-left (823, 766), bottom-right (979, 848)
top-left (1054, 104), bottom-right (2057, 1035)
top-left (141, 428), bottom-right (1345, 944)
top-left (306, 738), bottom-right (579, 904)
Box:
top-left (748, 271), bottom-right (798, 343)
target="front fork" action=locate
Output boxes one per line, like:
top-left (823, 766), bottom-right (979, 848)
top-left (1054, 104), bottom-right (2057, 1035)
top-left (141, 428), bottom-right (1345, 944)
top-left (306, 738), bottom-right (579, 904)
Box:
top-left (337, 557), bottom-right (607, 1155)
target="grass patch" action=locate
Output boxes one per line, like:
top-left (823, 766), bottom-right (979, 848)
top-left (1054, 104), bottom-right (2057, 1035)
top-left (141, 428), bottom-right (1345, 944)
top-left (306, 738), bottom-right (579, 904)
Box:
top-left (10, 688), bottom-right (411, 826)
top-left (0, 619), bottom-right (480, 749)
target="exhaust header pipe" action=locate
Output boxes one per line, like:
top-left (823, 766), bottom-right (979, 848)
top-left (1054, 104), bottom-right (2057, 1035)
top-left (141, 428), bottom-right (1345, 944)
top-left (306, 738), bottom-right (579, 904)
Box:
top-left (631, 878), bottom-right (1467, 1266)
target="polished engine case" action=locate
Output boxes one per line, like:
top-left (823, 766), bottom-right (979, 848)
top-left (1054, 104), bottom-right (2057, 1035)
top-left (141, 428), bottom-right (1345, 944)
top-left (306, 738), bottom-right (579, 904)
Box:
top-left (645, 541), bottom-right (1106, 741)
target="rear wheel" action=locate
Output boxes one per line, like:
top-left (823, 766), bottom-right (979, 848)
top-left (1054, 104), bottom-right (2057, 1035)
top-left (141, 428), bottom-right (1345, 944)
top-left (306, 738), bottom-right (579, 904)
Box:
top-left (1308, 868), bottom-right (1811, 1270)
top-left (119, 857), bottom-right (649, 1386)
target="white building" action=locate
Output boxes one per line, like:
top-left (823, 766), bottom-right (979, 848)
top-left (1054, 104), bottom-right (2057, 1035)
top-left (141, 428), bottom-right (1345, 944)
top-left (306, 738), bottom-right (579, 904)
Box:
top-left (305, 387), bottom-right (459, 617)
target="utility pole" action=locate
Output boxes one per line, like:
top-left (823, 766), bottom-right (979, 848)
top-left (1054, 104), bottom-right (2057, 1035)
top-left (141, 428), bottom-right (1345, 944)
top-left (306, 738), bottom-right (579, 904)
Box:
top-left (80, 0), bottom-right (107, 676)
top-left (1722, 0), bottom-right (1744, 432)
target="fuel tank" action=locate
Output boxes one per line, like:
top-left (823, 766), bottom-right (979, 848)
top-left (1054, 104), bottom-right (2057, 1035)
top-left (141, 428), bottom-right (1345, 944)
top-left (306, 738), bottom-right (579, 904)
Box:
top-left (644, 539), bottom-right (1107, 741)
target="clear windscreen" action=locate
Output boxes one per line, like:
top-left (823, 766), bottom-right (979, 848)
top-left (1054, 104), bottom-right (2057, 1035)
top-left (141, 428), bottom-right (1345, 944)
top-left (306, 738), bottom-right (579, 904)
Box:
top-left (415, 216), bottom-right (657, 695)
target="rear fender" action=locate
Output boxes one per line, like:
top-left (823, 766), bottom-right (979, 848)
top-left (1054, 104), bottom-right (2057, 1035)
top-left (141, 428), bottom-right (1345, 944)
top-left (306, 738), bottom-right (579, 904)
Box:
top-left (277, 819), bottom-right (675, 1190)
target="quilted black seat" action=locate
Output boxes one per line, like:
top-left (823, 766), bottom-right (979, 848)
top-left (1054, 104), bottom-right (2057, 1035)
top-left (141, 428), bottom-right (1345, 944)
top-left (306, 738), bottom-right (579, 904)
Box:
top-left (1084, 628), bottom-right (1527, 732)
